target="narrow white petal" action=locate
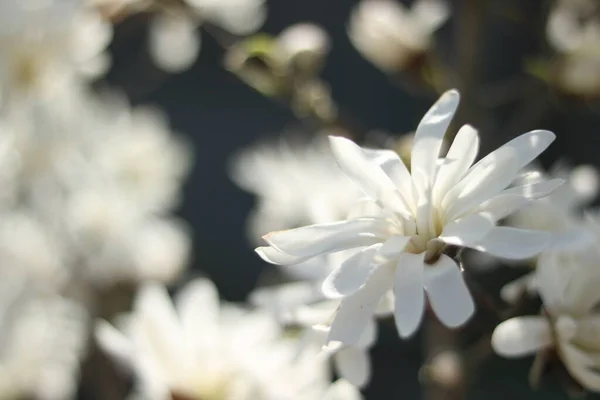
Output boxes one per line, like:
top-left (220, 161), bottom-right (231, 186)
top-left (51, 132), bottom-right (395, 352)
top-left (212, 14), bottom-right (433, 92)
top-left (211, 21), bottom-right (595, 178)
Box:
top-left (501, 130), bottom-right (556, 170)
top-left (95, 320), bottom-right (133, 369)
top-left (334, 347), bottom-right (371, 388)
top-left (377, 235), bottom-right (411, 261)
top-left (433, 124), bottom-right (479, 204)
top-left (424, 255), bottom-right (474, 328)
top-left (263, 218), bottom-right (387, 258)
top-left (411, 90), bottom-right (460, 187)
top-left (255, 246), bottom-right (310, 265)
top-left (476, 194), bottom-right (529, 221)
top-left (394, 252), bottom-right (426, 338)
top-left (560, 343), bottom-right (600, 391)
top-left (326, 263), bottom-right (395, 347)
top-left (473, 227), bottom-right (551, 259)
top-left (491, 317), bottom-right (552, 357)
top-left (439, 213), bottom-right (494, 247)
top-left (329, 136), bottom-right (411, 217)
top-left (500, 272), bottom-right (537, 304)
top-left (443, 146), bottom-right (519, 221)
top-left (355, 318), bottom-right (377, 349)
top-left (322, 244), bottom-right (382, 298)
top-left (501, 178), bottom-right (564, 199)
top-left (347, 197), bottom-right (384, 219)
top-left (175, 279), bottom-right (220, 346)
top-left (363, 148), bottom-right (415, 208)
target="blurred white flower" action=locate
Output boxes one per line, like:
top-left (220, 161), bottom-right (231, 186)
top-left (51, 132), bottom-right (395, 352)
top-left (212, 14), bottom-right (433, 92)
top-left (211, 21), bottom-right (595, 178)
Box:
top-left (96, 279), bottom-right (360, 399)
top-left (0, 276), bottom-right (88, 400)
top-left (251, 250), bottom-right (388, 388)
top-left (0, 88), bottom-right (192, 290)
top-left (492, 238), bottom-right (600, 391)
top-left (147, 0), bottom-right (267, 72)
top-left (230, 135), bottom-right (362, 244)
top-left (275, 23), bottom-right (331, 74)
top-left (348, 0), bottom-right (449, 71)
top-left (546, 0), bottom-right (600, 95)
top-left (0, 0), bottom-right (111, 103)
top-left (90, 103), bottom-right (192, 213)
top-left (257, 90), bottom-right (558, 345)
top-left (501, 163), bottom-right (598, 303)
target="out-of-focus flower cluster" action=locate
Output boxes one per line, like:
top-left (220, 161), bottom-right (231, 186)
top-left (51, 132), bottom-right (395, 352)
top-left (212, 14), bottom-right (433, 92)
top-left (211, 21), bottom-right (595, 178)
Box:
top-left (3, 0), bottom-right (600, 398)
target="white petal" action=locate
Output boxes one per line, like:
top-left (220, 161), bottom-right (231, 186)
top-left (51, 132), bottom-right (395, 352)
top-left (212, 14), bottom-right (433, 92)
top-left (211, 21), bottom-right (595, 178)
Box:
top-left (377, 235), bottom-right (411, 261)
top-left (473, 227), bottom-right (550, 259)
top-left (394, 252), bottom-right (426, 338)
top-left (347, 198), bottom-right (384, 219)
top-left (255, 246), bottom-right (310, 265)
top-left (363, 148), bottom-right (415, 209)
top-left (439, 213), bottom-right (494, 247)
top-left (500, 179), bottom-right (564, 199)
top-left (502, 130), bottom-right (556, 171)
top-left (263, 218), bottom-right (387, 258)
top-left (329, 136), bottom-right (411, 217)
top-left (175, 279), bottom-right (220, 347)
top-left (411, 90), bottom-right (460, 188)
top-left (134, 283), bottom-right (187, 369)
top-left (322, 379), bottom-right (363, 400)
top-left (500, 272), bottom-right (537, 304)
top-left (424, 255), bottom-right (474, 328)
top-left (356, 318), bottom-right (377, 349)
top-left (322, 244), bottom-right (382, 298)
top-left (443, 146), bottom-right (519, 221)
top-left (491, 316), bottom-right (552, 357)
top-left (95, 320), bottom-right (133, 369)
top-left (334, 347), bottom-right (371, 388)
top-left (148, 13), bottom-right (200, 72)
top-left (326, 263), bottom-right (395, 347)
top-left (476, 193), bottom-right (529, 221)
top-left (433, 124), bottom-right (479, 204)
top-left (560, 343), bottom-right (600, 391)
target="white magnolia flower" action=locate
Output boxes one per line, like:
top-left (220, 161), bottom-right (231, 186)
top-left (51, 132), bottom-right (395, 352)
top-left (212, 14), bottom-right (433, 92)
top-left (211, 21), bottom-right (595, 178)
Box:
top-left (148, 0), bottom-right (267, 72)
top-left (0, 275), bottom-right (88, 400)
top-left (0, 0), bottom-right (111, 103)
top-left (96, 279), bottom-right (361, 400)
top-left (492, 239), bottom-right (600, 392)
top-left (257, 90), bottom-right (558, 345)
top-left (348, 0), bottom-right (449, 71)
top-left (230, 135), bottom-right (362, 244)
top-left (501, 164), bottom-right (598, 303)
top-left (546, 0), bottom-right (600, 95)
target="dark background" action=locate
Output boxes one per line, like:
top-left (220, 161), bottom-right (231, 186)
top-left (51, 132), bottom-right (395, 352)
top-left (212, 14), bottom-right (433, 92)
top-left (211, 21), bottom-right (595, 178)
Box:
top-left (102, 0), bottom-right (600, 398)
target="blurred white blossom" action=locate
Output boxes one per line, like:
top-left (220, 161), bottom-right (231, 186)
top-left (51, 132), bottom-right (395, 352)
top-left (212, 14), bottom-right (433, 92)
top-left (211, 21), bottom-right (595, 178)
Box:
top-left (348, 0), bottom-right (449, 71)
top-left (501, 163), bottom-right (598, 303)
top-left (230, 135), bottom-right (362, 244)
top-left (0, 88), bottom-right (192, 291)
top-left (96, 279), bottom-right (361, 399)
top-left (546, 0), bottom-right (600, 95)
top-left (257, 90), bottom-right (558, 347)
top-left (0, 0), bottom-right (111, 105)
top-left (492, 233), bottom-right (600, 391)
top-left (147, 0), bottom-right (267, 72)
top-left (0, 275), bottom-right (88, 400)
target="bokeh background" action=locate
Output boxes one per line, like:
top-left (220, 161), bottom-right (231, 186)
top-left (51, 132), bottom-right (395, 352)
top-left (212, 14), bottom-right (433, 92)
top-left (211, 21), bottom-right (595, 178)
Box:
top-left (93, 0), bottom-right (600, 398)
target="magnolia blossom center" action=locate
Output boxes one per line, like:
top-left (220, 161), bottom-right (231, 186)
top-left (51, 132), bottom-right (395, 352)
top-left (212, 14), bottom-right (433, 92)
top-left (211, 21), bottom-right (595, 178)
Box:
top-left (384, 211), bottom-right (447, 263)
